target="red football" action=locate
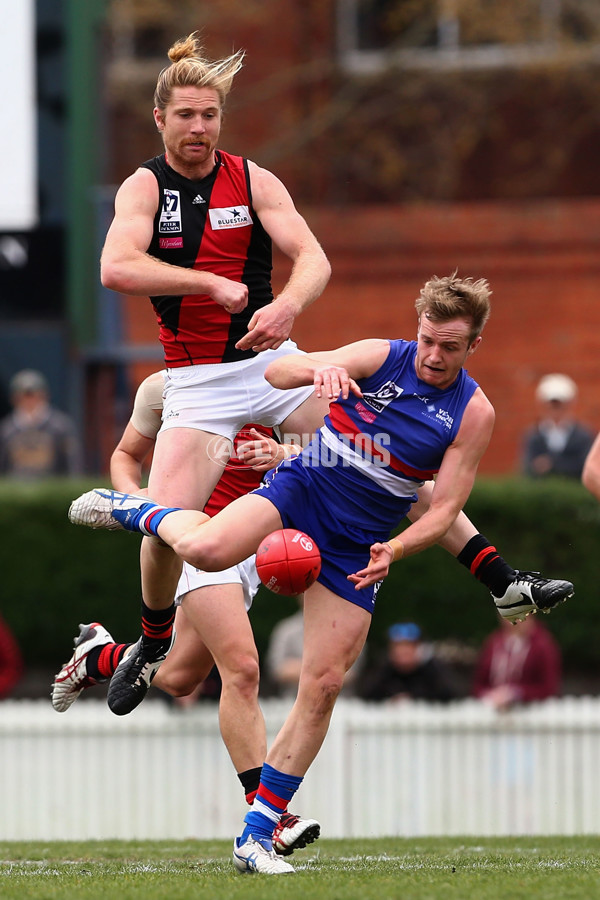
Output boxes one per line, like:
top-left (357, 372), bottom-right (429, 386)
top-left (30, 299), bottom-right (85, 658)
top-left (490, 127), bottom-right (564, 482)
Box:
top-left (256, 528), bottom-right (321, 595)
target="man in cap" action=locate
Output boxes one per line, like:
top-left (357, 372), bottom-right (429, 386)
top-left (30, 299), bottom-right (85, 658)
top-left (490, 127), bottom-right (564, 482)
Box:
top-left (358, 622), bottom-right (460, 703)
top-left (521, 373), bottom-right (594, 479)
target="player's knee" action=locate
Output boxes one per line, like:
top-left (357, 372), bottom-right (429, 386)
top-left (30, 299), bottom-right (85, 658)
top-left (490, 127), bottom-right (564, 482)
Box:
top-left (221, 652), bottom-right (260, 698)
top-left (173, 532), bottom-right (229, 571)
top-left (155, 668), bottom-right (200, 698)
top-left (301, 670), bottom-right (344, 714)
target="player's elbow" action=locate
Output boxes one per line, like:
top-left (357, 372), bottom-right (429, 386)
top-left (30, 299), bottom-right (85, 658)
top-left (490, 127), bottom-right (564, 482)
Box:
top-left (100, 255), bottom-right (139, 294)
top-left (263, 360), bottom-right (278, 386)
top-left (319, 254), bottom-right (332, 286)
top-left (101, 263), bottom-right (128, 294)
top-left (581, 464), bottom-right (590, 492)
top-left (100, 257), bottom-right (123, 292)
top-left (427, 504), bottom-right (465, 546)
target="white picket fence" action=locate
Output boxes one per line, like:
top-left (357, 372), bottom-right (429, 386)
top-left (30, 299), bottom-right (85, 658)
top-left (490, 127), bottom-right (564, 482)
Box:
top-left (1, 696), bottom-right (600, 840)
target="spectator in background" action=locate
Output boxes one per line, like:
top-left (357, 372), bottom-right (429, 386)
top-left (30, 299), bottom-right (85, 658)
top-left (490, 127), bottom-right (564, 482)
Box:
top-left (472, 615), bottom-right (561, 711)
top-left (0, 369), bottom-right (82, 478)
top-left (357, 622), bottom-right (460, 703)
top-left (521, 373), bottom-right (594, 479)
top-left (0, 614), bottom-right (23, 699)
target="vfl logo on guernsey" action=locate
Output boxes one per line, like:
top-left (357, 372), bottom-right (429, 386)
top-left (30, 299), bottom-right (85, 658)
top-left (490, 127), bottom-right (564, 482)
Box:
top-left (362, 381), bottom-right (403, 413)
top-left (209, 206), bottom-right (252, 230)
top-left (159, 190), bottom-right (182, 233)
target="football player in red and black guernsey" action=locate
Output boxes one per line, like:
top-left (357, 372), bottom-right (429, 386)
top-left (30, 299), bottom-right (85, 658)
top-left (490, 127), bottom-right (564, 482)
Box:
top-left (97, 32), bottom-right (332, 737)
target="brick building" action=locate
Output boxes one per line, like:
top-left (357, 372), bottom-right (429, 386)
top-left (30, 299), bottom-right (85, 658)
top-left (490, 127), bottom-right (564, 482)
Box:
top-left (100, 0), bottom-right (600, 474)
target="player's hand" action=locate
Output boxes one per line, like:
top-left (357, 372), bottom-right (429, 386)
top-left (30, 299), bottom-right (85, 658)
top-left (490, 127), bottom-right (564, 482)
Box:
top-left (347, 542), bottom-right (394, 590)
top-left (314, 365), bottom-right (363, 401)
top-left (235, 300), bottom-right (295, 352)
top-left (209, 276), bottom-right (248, 314)
top-left (237, 429), bottom-right (301, 471)
top-left (237, 428), bottom-right (285, 471)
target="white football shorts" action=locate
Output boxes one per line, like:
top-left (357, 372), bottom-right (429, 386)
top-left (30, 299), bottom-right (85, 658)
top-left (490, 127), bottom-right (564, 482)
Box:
top-left (160, 340), bottom-right (314, 441)
top-left (174, 555), bottom-right (260, 613)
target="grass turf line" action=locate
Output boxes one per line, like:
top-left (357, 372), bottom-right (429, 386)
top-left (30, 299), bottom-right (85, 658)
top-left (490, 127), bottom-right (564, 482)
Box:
top-left (1, 837), bottom-right (599, 900)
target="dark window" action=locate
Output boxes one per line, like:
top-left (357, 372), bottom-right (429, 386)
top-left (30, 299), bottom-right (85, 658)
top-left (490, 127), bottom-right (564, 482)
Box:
top-left (339, 0), bottom-right (600, 70)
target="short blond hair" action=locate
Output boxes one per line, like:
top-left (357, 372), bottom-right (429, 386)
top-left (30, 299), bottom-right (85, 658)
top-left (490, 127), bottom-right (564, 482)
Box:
top-left (154, 32), bottom-right (245, 111)
top-left (415, 272), bottom-right (491, 341)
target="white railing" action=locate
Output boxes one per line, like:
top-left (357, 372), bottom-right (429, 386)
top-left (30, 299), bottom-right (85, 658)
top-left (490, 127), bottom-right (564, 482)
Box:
top-left (1, 696), bottom-right (600, 840)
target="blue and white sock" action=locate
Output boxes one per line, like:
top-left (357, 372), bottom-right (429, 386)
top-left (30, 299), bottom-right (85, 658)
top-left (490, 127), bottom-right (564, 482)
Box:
top-left (238, 763), bottom-right (303, 847)
top-left (112, 501), bottom-right (181, 537)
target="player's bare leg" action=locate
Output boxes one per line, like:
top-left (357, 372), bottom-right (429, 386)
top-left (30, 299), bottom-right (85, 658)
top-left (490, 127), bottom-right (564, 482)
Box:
top-left (178, 584), bottom-right (266, 771)
top-left (151, 603), bottom-right (216, 697)
top-left (278, 392), bottom-right (330, 447)
top-left (108, 428), bottom-right (230, 715)
top-left (266, 582), bottom-right (371, 775)
top-left (233, 583), bottom-right (367, 872)
top-left (164, 494), bottom-right (284, 573)
top-left (142, 427), bottom-right (230, 609)
top-left (69, 491), bottom-right (282, 572)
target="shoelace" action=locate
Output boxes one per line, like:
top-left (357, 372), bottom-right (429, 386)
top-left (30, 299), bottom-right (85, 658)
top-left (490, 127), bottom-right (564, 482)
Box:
top-left (140, 638), bottom-right (172, 662)
top-left (513, 570), bottom-right (544, 588)
top-left (278, 812), bottom-right (299, 828)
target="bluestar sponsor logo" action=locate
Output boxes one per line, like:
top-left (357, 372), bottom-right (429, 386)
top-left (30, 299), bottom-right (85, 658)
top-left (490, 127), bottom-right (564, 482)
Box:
top-left (208, 205), bottom-right (252, 230)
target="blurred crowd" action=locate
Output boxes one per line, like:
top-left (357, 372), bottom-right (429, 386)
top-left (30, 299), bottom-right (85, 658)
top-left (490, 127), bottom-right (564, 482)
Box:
top-left (261, 610), bottom-right (562, 712)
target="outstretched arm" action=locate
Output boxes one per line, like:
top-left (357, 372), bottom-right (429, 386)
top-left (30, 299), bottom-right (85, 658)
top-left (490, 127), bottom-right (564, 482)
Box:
top-left (110, 371), bottom-right (163, 493)
top-left (264, 338), bottom-right (390, 398)
top-left (350, 388), bottom-right (495, 589)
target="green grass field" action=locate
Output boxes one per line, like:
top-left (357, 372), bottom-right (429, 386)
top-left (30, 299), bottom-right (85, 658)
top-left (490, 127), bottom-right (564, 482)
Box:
top-left (1, 837), bottom-right (599, 900)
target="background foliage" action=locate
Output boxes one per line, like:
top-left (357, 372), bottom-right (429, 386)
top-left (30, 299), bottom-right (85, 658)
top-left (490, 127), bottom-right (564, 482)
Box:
top-left (1, 476), bottom-right (596, 687)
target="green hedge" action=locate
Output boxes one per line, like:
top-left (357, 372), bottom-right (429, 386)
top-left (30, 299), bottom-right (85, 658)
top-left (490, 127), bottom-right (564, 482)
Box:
top-left (1, 477), bottom-right (597, 674)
